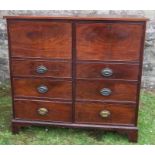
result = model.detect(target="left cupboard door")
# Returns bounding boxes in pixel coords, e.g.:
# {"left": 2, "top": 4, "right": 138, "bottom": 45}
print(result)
{"left": 8, "top": 20, "right": 72, "bottom": 59}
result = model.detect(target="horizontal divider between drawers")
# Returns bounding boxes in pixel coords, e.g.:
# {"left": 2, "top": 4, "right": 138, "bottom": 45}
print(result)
{"left": 76, "top": 78, "right": 139, "bottom": 82}
{"left": 12, "top": 76, "right": 72, "bottom": 81}
{"left": 13, "top": 97, "right": 137, "bottom": 105}
{"left": 76, "top": 60, "right": 140, "bottom": 64}
{"left": 11, "top": 57, "right": 140, "bottom": 64}
{"left": 14, "top": 96, "right": 72, "bottom": 102}
{"left": 11, "top": 56, "right": 72, "bottom": 62}
{"left": 75, "top": 99, "right": 137, "bottom": 104}
{"left": 12, "top": 76, "right": 72, "bottom": 80}
{"left": 12, "top": 76, "right": 138, "bottom": 82}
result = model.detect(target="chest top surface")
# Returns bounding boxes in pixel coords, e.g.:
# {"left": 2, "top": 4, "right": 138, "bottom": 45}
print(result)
{"left": 4, "top": 15, "right": 148, "bottom": 22}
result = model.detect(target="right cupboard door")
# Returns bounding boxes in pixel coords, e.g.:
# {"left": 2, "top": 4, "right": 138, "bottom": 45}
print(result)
{"left": 76, "top": 22, "right": 143, "bottom": 61}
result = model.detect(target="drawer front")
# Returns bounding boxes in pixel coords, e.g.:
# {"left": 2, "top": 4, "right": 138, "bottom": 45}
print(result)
{"left": 76, "top": 23, "right": 143, "bottom": 61}
{"left": 12, "top": 59, "right": 71, "bottom": 78}
{"left": 9, "top": 20, "right": 71, "bottom": 59}
{"left": 75, "top": 102, "right": 136, "bottom": 125}
{"left": 77, "top": 62, "right": 139, "bottom": 80}
{"left": 14, "top": 99, "right": 72, "bottom": 122}
{"left": 13, "top": 78, "right": 72, "bottom": 100}
{"left": 76, "top": 80, "right": 137, "bottom": 101}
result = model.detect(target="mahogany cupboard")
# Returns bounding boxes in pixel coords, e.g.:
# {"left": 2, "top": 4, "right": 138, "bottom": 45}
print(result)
{"left": 4, "top": 16, "right": 147, "bottom": 142}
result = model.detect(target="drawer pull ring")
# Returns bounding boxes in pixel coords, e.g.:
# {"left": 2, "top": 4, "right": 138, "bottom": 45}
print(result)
{"left": 100, "top": 88, "right": 112, "bottom": 96}
{"left": 100, "top": 110, "right": 111, "bottom": 118}
{"left": 37, "top": 85, "right": 48, "bottom": 94}
{"left": 38, "top": 108, "right": 48, "bottom": 116}
{"left": 101, "top": 68, "right": 113, "bottom": 77}
{"left": 36, "top": 65, "right": 48, "bottom": 74}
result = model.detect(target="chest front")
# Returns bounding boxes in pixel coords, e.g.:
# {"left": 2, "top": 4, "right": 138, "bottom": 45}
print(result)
{"left": 5, "top": 16, "right": 147, "bottom": 142}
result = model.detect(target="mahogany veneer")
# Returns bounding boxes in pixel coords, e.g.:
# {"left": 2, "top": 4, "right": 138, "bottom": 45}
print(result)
{"left": 12, "top": 59, "right": 71, "bottom": 78}
{"left": 4, "top": 16, "right": 147, "bottom": 142}
{"left": 14, "top": 99, "right": 72, "bottom": 122}
{"left": 75, "top": 102, "right": 136, "bottom": 125}
{"left": 76, "top": 62, "right": 139, "bottom": 80}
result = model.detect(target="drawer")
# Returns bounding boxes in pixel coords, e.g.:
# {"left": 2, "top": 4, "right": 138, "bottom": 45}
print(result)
{"left": 14, "top": 99, "right": 72, "bottom": 122}
{"left": 75, "top": 102, "right": 136, "bottom": 125}
{"left": 77, "top": 62, "right": 139, "bottom": 80}
{"left": 9, "top": 20, "right": 71, "bottom": 59}
{"left": 76, "top": 80, "right": 137, "bottom": 101}
{"left": 76, "top": 23, "right": 143, "bottom": 61}
{"left": 12, "top": 59, "right": 71, "bottom": 78}
{"left": 13, "top": 78, "right": 72, "bottom": 100}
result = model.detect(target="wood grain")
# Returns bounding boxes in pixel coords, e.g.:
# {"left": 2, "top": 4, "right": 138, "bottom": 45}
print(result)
{"left": 14, "top": 99, "right": 72, "bottom": 122}
{"left": 75, "top": 102, "right": 136, "bottom": 125}
{"left": 76, "top": 62, "right": 139, "bottom": 80}
{"left": 76, "top": 23, "right": 143, "bottom": 61}
{"left": 9, "top": 20, "right": 72, "bottom": 59}
{"left": 12, "top": 59, "right": 71, "bottom": 78}
{"left": 13, "top": 78, "right": 72, "bottom": 100}
{"left": 76, "top": 80, "right": 137, "bottom": 101}
{"left": 6, "top": 17, "right": 147, "bottom": 142}
{"left": 4, "top": 16, "right": 148, "bottom": 22}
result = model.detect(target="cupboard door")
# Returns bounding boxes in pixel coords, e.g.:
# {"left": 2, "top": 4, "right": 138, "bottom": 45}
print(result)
{"left": 9, "top": 20, "right": 72, "bottom": 59}
{"left": 76, "top": 22, "right": 143, "bottom": 61}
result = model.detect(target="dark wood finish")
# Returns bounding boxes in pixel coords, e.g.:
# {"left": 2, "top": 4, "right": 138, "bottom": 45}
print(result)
{"left": 14, "top": 99, "right": 72, "bottom": 122}
{"left": 127, "top": 130, "right": 138, "bottom": 142}
{"left": 4, "top": 15, "right": 148, "bottom": 21}
{"left": 13, "top": 78, "right": 72, "bottom": 100}
{"left": 135, "top": 22, "right": 147, "bottom": 127}
{"left": 75, "top": 102, "right": 136, "bottom": 125}
{"left": 77, "top": 62, "right": 139, "bottom": 80}
{"left": 71, "top": 22, "right": 76, "bottom": 122}
{"left": 76, "top": 23, "right": 143, "bottom": 61}
{"left": 8, "top": 20, "right": 72, "bottom": 59}
{"left": 12, "top": 121, "right": 30, "bottom": 134}
{"left": 12, "top": 59, "right": 71, "bottom": 78}
{"left": 76, "top": 80, "right": 137, "bottom": 101}
{"left": 12, "top": 119, "right": 138, "bottom": 142}
{"left": 6, "top": 16, "right": 147, "bottom": 142}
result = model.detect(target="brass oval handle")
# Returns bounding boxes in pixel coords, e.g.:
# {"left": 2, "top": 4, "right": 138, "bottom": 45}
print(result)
{"left": 36, "top": 65, "right": 48, "bottom": 74}
{"left": 100, "top": 110, "right": 111, "bottom": 118}
{"left": 101, "top": 68, "right": 113, "bottom": 77}
{"left": 100, "top": 88, "right": 112, "bottom": 96}
{"left": 37, "top": 108, "right": 48, "bottom": 116}
{"left": 37, "top": 85, "right": 48, "bottom": 94}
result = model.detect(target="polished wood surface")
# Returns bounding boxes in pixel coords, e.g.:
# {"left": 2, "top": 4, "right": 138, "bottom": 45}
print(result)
{"left": 9, "top": 20, "right": 72, "bottom": 59}
{"left": 13, "top": 78, "right": 72, "bottom": 100}
{"left": 76, "top": 23, "right": 143, "bottom": 61}
{"left": 12, "top": 59, "right": 71, "bottom": 78}
{"left": 14, "top": 99, "right": 72, "bottom": 122}
{"left": 75, "top": 102, "right": 136, "bottom": 125}
{"left": 76, "top": 80, "right": 137, "bottom": 101}
{"left": 4, "top": 15, "right": 148, "bottom": 21}
{"left": 6, "top": 16, "right": 146, "bottom": 142}
{"left": 76, "top": 62, "right": 139, "bottom": 80}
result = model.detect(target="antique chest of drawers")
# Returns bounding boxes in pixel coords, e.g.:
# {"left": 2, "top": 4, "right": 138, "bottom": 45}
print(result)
{"left": 5, "top": 16, "right": 147, "bottom": 142}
